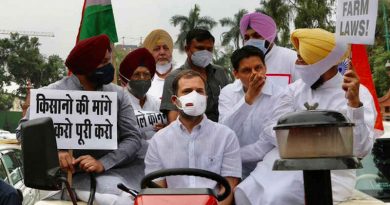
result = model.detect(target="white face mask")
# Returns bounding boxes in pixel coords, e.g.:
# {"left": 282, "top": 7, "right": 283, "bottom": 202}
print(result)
{"left": 244, "top": 39, "right": 268, "bottom": 54}
{"left": 156, "top": 62, "right": 172, "bottom": 75}
{"left": 191, "top": 50, "right": 213, "bottom": 68}
{"left": 295, "top": 42, "right": 349, "bottom": 86}
{"left": 175, "top": 90, "right": 207, "bottom": 117}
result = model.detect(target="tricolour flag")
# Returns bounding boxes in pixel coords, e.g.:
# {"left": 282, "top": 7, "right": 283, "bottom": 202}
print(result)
{"left": 351, "top": 44, "right": 384, "bottom": 136}
{"left": 77, "top": 0, "right": 118, "bottom": 43}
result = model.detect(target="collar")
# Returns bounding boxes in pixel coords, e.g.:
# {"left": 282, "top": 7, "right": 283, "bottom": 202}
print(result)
{"left": 232, "top": 80, "right": 244, "bottom": 92}
{"left": 152, "top": 73, "right": 164, "bottom": 81}
{"left": 175, "top": 114, "right": 208, "bottom": 133}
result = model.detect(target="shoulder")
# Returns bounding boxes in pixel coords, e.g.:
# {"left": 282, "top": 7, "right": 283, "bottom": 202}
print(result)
{"left": 167, "top": 66, "right": 186, "bottom": 79}
{"left": 211, "top": 64, "right": 229, "bottom": 76}
{"left": 150, "top": 123, "right": 176, "bottom": 143}
{"left": 210, "top": 64, "right": 226, "bottom": 71}
{"left": 146, "top": 94, "right": 161, "bottom": 110}
{"left": 44, "top": 77, "right": 71, "bottom": 89}
{"left": 102, "top": 83, "right": 124, "bottom": 92}
{"left": 103, "top": 83, "right": 127, "bottom": 97}
{"left": 288, "top": 79, "right": 306, "bottom": 91}
{"left": 271, "top": 46, "right": 297, "bottom": 61}
{"left": 273, "top": 45, "right": 296, "bottom": 55}
{"left": 220, "top": 80, "right": 239, "bottom": 94}
{"left": 102, "top": 84, "right": 132, "bottom": 106}
{"left": 163, "top": 67, "right": 186, "bottom": 87}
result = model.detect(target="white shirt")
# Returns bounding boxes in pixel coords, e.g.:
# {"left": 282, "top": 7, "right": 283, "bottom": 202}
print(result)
{"left": 265, "top": 45, "right": 298, "bottom": 87}
{"left": 145, "top": 116, "right": 242, "bottom": 189}
{"left": 147, "top": 74, "right": 165, "bottom": 100}
{"left": 235, "top": 73, "right": 377, "bottom": 205}
{"left": 218, "top": 79, "right": 283, "bottom": 178}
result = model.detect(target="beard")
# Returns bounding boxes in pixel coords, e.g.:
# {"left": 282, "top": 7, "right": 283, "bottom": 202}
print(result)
{"left": 179, "top": 110, "right": 203, "bottom": 121}
{"left": 310, "top": 76, "right": 325, "bottom": 90}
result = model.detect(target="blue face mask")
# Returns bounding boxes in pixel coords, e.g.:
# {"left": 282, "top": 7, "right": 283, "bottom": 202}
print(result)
{"left": 88, "top": 63, "right": 114, "bottom": 86}
{"left": 244, "top": 39, "right": 268, "bottom": 55}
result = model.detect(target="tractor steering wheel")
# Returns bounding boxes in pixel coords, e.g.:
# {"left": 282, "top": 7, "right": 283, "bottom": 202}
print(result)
{"left": 140, "top": 168, "right": 231, "bottom": 202}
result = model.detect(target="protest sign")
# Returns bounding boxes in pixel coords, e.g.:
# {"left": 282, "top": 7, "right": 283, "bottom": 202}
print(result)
{"left": 30, "top": 89, "right": 118, "bottom": 150}
{"left": 336, "top": 0, "right": 378, "bottom": 44}
{"left": 134, "top": 110, "right": 167, "bottom": 133}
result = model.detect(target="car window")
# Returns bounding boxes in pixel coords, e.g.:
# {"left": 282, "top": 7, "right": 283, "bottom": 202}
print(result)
{"left": 13, "top": 150, "right": 24, "bottom": 176}
{"left": 356, "top": 153, "right": 390, "bottom": 201}
{"left": 0, "top": 159, "right": 9, "bottom": 183}
{"left": 1, "top": 151, "right": 23, "bottom": 185}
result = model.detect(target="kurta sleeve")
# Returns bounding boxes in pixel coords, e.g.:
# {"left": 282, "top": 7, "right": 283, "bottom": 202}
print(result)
{"left": 99, "top": 89, "right": 142, "bottom": 170}
{"left": 220, "top": 130, "right": 242, "bottom": 178}
{"left": 144, "top": 137, "right": 164, "bottom": 175}
{"left": 346, "top": 85, "right": 377, "bottom": 158}
{"left": 240, "top": 86, "right": 294, "bottom": 162}
{"left": 218, "top": 87, "right": 254, "bottom": 133}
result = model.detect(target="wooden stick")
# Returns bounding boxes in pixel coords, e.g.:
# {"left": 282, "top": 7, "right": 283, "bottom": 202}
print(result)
{"left": 67, "top": 150, "right": 73, "bottom": 186}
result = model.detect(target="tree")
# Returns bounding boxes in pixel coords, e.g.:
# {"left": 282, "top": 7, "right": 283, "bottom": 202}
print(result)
{"left": 369, "top": 0, "right": 390, "bottom": 52}
{"left": 220, "top": 9, "right": 248, "bottom": 49}
{"left": 370, "top": 46, "right": 390, "bottom": 97}
{"left": 0, "top": 33, "right": 67, "bottom": 97}
{"left": 0, "top": 92, "right": 14, "bottom": 111}
{"left": 170, "top": 4, "right": 217, "bottom": 52}
{"left": 292, "top": 0, "right": 336, "bottom": 31}
{"left": 213, "top": 45, "right": 235, "bottom": 82}
{"left": 113, "top": 45, "right": 131, "bottom": 85}
{"left": 256, "top": 0, "right": 292, "bottom": 47}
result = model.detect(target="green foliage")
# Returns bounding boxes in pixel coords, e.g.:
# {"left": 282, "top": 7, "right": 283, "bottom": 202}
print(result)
{"left": 0, "top": 91, "right": 14, "bottom": 111}
{"left": 292, "top": 0, "right": 336, "bottom": 31}
{"left": 213, "top": 45, "right": 235, "bottom": 82}
{"left": 0, "top": 33, "right": 67, "bottom": 98}
{"left": 370, "top": 46, "right": 390, "bottom": 97}
{"left": 170, "top": 4, "right": 217, "bottom": 52}
{"left": 113, "top": 46, "right": 130, "bottom": 85}
{"left": 220, "top": 9, "right": 248, "bottom": 49}
{"left": 256, "top": 0, "right": 292, "bottom": 47}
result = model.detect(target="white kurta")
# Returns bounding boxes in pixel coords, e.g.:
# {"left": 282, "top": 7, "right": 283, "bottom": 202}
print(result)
{"left": 147, "top": 74, "right": 165, "bottom": 100}
{"left": 128, "top": 91, "right": 161, "bottom": 158}
{"left": 218, "top": 80, "right": 283, "bottom": 178}
{"left": 235, "top": 73, "right": 377, "bottom": 205}
{"left": 265, "top": 45, "right": 298, "bottom": 86}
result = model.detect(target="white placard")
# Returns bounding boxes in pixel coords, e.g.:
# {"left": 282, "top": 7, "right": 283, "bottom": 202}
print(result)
{"left": 134, "top": 110, "right": 167, "bottom": 133}
{"left": 30, "top": 89, "right": 118, "bottom": 150}
{"left": 336, "top": 0, "right": 378, "bottom": 45}
{"left": 266, "top": 74, "right": 292, "bottom": 87}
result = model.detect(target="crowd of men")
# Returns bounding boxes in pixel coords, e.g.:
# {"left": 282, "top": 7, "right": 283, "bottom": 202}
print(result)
{"left": 15, "top": 11, "right": 377, "bottom": 205}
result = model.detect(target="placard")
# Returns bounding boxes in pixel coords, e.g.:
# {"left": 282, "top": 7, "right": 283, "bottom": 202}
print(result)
{"left": 336, "top": 0, "right": 378, "bottom": 44}
{"left": 30, "top": 89, "right": 118, "bottom": 150}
